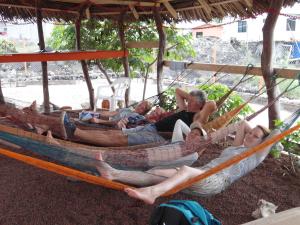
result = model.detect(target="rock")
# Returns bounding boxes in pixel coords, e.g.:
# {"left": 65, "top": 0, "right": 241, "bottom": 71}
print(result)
{"left": 252, "top": 199, "right": 278, "bottom": 219}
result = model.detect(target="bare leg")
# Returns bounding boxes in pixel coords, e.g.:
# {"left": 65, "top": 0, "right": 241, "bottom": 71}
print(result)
{"left": 74, "top": 128, "right": 128, "bottom": 147}
{"left": 46, "top": 131, "right": 61, "bottom": 146}
{"left": 95, "top": 154, "right": 177, "bottom": 186}
{"left": 124, "top": 166, "right": 205, "bottom": 204}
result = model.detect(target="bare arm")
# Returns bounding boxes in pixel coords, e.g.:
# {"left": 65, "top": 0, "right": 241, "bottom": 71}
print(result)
{"left": 193, "top": 100, "right": 217, "bottom": 124}
{"left": 98, "top": 110, "right": 119, "bottom": 119}
{"left": 232, "top": 120, "right": 252, "bottom": 146}
{"left": 90, "top": 117, "right": 117, "bottom": 126}
{"left": 175, "top": 88, "right": 190, "bottom": 111}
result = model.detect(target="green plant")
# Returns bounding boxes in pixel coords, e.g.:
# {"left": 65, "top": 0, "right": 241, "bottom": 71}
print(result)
{"left": 0, "top": 40, "right": 17, "bottom": 53}
{"left": 274, "top": 119, "right": 300, "bottom": 156}
{"left": 198, "top": 83, "right": 254, "bottom": 122}
{"left": 160, "top": 83, "right": 254, "bottom": 120}
{"left": 160, "top": 88, "right": 176, "bottom": 111}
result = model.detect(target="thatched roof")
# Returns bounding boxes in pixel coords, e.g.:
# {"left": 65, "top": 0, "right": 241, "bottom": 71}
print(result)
{"left": 0, "top": 0, "right": 297, "bottom": 23}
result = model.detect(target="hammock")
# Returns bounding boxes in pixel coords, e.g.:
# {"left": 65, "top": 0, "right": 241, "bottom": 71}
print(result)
{"left": 163, "top": 124, "right": 300, "bottom": 196}
{"left": 0, "top": 114, "right": 299, "bottom": 195}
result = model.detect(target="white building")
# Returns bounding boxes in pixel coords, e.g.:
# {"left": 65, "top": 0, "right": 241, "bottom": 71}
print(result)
{"left": 192, "top": 3, "right": 300, "bottom": 42}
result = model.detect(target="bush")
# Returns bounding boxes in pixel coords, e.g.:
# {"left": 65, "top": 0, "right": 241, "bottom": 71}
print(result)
{"left": 160, "top": 83, "right": 254, "bottom": 121}
{"left": 198, "top": 83, "right": 253, "bottom": 122}
{"left": 160, "top": 88, "right": 177, "bottom": 111}
{"left": 274, "top": 119, "right": 300, "bottom": 156}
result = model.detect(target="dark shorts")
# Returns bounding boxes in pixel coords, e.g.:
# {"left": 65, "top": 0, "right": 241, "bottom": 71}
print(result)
{"left": 122, "top": 124, "right": 165, "bottom": 145}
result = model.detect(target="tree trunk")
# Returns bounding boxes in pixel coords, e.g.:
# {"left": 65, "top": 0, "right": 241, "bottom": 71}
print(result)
{"left": 75, "top": 19, "right": 94, "bottom": 110}
{"left": 118, "top": 12, "right": 130, "bottom": 107}
{"left": 96, "top": 60, "right": 115, "bottom": 93}
{"left": 36, "top": 7, "right": 50, "bottom": 114}
{"left": 153, "top": 7, "right": 166, "bottom": 106}
{"left": 261, "top": 0, "right": 284, "bottom": 129}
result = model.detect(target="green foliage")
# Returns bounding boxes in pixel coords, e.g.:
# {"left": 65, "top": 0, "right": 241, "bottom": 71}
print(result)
{"left": 198, "top": 83, "right": 254, "bottom": 121}
{"left": 47, "top": 20, "right": 195, "bottom": 77}
{"left": 274, "top": 119, "right": 300, "bottom": 156}
{"left": 0, "top": 40, "right": 17, "bottom": 53}
{"left": 161, "top": 88, "right": 176, "bottom": 111}
{"left": 164, "top": 26, "right": 196, "bottom": 61}
{"left": 159, "top": 83, "right": 253, "bottom": 120}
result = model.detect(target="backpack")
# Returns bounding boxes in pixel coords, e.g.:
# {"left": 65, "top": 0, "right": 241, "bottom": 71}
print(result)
{"left": 150, "top": 200, "right": 221, "bottom": 225}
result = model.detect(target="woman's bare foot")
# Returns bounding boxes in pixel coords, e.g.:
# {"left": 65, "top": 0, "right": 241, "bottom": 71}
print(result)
{"left": 124, "top": 187, "right": 156, "bottom": 204}
{"left": 95, "top": 152, "right": 103, "bottom": 161}
{"left": 46, "top": 131, "right": 61, "bottom": 146}
{"left": 96, "top": 160, "right": 121, "bottom": 180}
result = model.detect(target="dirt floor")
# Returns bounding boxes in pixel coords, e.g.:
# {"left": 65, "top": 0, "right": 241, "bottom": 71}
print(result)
{"left": 0, "top": 143, "right": 299, "bottom": 225}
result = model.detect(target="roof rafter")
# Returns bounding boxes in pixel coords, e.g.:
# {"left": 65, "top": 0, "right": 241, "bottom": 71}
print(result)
{"left": 162, "top": 0, "right": 178, "bottom": 19}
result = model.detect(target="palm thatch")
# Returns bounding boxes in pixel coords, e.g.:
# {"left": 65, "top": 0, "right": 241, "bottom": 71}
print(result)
{"left": 0, "top": 0, "right": 297, "bottom": 23}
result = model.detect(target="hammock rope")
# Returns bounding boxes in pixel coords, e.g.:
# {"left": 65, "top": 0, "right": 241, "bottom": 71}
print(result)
{"left": 0, "top": 147, "right": 129, "bottom": 190}
{"left": 246, "top": 78, "right": 300, "bottom": 121}
{"left": 198, "top": 64, "right": 227, "bottom": 89}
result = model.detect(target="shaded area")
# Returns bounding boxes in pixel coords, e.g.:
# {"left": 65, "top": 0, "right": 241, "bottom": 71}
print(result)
{"left": 0, "top": 144, "right": 299, "bottom": 225}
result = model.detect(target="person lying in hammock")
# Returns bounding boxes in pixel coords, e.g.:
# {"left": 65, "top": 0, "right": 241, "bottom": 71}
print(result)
{"left": 95, "top": 120, "right": 271, "bottom": 204}
{"left": 60, "top": 88, "right": 217, "bottom": 146}
{"left": 85, "top": 100, "right": 152, "bottom": 127}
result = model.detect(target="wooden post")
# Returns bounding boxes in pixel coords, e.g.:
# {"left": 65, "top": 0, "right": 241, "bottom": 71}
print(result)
{"left": 261, "top": 0, "right": 284, "bottom": 129}
{"left": 153, "top": 7, "right": 166, "bottom": 105}
{"left": 118, "top": 11, "right": 130, "bottom": 107}
{"left": 0, "top": 80, "right": 4, "bottom": 104}
{"left": 75, "top": 19, "right": 94, "bottom": 110}
{"left": 36, "top": 7, "right": 50, "bottom": 114}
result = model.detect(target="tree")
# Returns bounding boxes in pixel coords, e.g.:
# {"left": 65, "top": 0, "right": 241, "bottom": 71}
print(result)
{"left": 0, "top": 40, "right": 17, "bottom": 53}
{"left": 47, "top": 20, "right": 195, "bottom": 97}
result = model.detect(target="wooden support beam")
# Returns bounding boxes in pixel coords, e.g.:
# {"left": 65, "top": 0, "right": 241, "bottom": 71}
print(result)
{"left": 0, "top": 51, "right": 128, "bottom": 63}
{"left": 0, "top": 3, "right": 79, "bottom": 15}
{"left": 85, "top": 7, "right": 91, "bottom": 19}
{"left": 215, "top": 5, "right": 226, "bottom": 17}
{"left": 118, "top": 11, "right": 130, "bottom": 107}
{"left": 126, "top": 41, "right": 159, "bottom": 49}
{"left": 153, "top": 7, "right": 166, "bottom": 103}
{"left": 91, "top": 0, "right": 242, "bottom": 17}
{"left": 164, "top": 61, "right": 300, "bottom": 79}
{"left": 162, "top": 1, "right": 178, "bottom": 19}
{"left": 244, "top": 0, "right": 253, "bottom": 8}
{"left": 129, "top": 4, "right": 139, "bottom": 20}
{"left": 261, "top": 0, "right": 284, "bottom": 129}
{"left": 197, "top": 0, "right": 212, "bottom": 19}
{"left": 51, "top": 0, "right": 160, "bottom": 7}
{"left": 36, "top": 5, "right": 50, "bottom": 114}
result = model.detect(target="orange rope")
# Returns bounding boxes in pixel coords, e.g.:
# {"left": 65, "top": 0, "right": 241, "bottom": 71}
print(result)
{"left": 204, "top": 102, "right": 247, "bottom": 132}
{"left": 0, "top": 50, "right": 129, "bottom": 63}
{"left": 0, "top": 147, "right": 129, "bottom": 190}
{"left": 162, "top": 124, "right": 300, "bottom": 196}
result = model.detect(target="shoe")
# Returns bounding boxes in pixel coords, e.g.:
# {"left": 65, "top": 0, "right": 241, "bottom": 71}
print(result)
{"left": 60, "top": 111, "right": 76, "bottom": 140}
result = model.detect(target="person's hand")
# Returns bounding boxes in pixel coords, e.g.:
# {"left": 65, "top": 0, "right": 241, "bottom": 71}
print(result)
{"left": 90, "top": 117, "right": 100, "bottom": 124}
{"left": 117, "top": 118, "right": 128, "bottom": 129}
